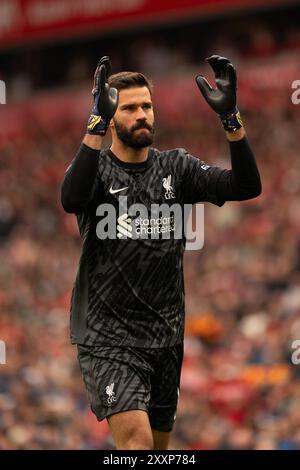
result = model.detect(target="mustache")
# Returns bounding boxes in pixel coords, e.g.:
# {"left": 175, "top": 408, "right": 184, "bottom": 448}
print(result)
{"left": 131, "top": 122, "right": 153, "bottom": 132}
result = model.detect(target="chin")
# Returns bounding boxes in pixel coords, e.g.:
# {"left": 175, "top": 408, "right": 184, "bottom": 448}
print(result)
{"left": 131, "top": 142, "right": 152, "bottom": 149}
{"left": 130, "top": 131, "right": 154, "bottom": 148}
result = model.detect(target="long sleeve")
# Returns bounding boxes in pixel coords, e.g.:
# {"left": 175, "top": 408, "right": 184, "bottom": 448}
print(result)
{"left": 61, "top": 143, "right": 100, "bottom": 214}
{"left": 182, "top": 136, "right": 262, "bottom": 206}
{"left": 215, "top": 137, "right": 262, "bottom": 204}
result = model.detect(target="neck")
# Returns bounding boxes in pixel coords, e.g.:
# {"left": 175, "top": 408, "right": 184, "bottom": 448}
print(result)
{"left": 110, "top": 140, "right": 149, "bottom": 163}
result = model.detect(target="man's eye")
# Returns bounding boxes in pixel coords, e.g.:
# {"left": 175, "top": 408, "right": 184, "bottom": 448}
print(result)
{"left": 122, "top": 106, "right": 135, "bottom": 111}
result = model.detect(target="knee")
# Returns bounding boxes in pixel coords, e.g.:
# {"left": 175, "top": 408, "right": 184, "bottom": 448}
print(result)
{"left": 120, "top": 429, "right": 153, "bottom": 450}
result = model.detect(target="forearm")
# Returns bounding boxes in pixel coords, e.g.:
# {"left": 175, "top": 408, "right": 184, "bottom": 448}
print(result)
{"left": 225, "top": 126, "right": 246, "bottom": 142}
{"left": 61, "top": 139, "right": 102, "bottom": 213}
{"left": 82, "top": 134, "right": 103, "bottom": 150}
{"left": 61, "top": 55, "right": 117, "bottom": 214}
{"left": 216, "top": 136, "right": 262, "bottom": 202}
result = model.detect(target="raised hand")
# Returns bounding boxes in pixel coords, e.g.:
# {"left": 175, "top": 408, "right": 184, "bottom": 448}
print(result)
{"left": 87, "top": 56, "right": 119, "bottom": 136}
{"left": 195, "top": 55, "right": 242, "bottom": 132}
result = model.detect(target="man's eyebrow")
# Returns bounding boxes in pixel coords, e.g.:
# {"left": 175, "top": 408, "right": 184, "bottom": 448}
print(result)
{"left": 120, "top": 101, "right": 152, "bottom": 109}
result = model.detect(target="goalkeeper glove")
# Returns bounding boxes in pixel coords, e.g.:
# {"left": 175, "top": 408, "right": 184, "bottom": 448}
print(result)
{"left": 87, "top": 56, "right": 119, "bottom": 136}
{"left": 195, "top": 55, "right": 242, "bottom": 132}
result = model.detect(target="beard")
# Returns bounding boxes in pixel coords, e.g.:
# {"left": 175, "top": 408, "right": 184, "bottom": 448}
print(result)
{"left": 113, "top": 118, "right": 155, "bottom": 149}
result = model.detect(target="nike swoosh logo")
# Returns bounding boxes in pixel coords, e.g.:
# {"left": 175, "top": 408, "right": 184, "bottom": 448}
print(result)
{"left": 109, "top": 186, "right": 128, "bottom": 194}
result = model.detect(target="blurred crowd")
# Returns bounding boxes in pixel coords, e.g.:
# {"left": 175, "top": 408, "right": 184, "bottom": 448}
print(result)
{"left": 1, "top": 5, "right": 300, "bottom": 450}
{"left": 0, "top": 4, "right": 300, "bottom": 102}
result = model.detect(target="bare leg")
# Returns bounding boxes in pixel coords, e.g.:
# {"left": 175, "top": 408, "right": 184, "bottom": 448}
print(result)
{"left": 152, "top": 429, "right": 171, "bottom": 450}
{"left": 108, "top": 410, "right": 154, "bottom": 450}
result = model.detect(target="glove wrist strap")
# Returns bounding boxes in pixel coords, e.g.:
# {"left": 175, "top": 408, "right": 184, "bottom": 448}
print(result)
{"left": 219, "top": 108, "right": 243, "bottom": 132}
{"left": 87, "top": 114, "right": 110, "bottom": 136}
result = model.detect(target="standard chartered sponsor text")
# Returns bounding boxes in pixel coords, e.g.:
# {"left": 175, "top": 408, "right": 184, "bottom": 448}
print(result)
{"left": 96, "top": 196, "right": 204, "bottom": 250}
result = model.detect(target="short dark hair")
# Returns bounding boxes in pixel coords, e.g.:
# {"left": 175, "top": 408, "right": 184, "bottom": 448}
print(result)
{"left": 108, "top": 72, "right": 153, "bottom": 96}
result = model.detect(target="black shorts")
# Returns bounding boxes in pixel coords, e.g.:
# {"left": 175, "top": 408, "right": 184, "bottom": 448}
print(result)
{"left": 77, "top": 343, "right": 183, "bottom": 432}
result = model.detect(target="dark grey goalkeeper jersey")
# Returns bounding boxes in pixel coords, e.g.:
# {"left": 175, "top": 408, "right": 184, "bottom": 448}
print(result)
{"left": 61, "top": 138, "right": 261, "bottom": 348}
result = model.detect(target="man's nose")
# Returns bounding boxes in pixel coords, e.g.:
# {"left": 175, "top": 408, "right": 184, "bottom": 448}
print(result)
{"left": 136, "top": 107, "right": 147, "bottom": 120}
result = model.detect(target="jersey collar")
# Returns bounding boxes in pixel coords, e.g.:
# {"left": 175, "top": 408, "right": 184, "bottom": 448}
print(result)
{"left": 107, "top": 148, "right": 154, "bottom": 171}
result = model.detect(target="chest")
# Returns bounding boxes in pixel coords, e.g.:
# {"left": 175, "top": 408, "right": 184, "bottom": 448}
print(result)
{"left": 98, "top": 167, "right": 183, "bottom": 207}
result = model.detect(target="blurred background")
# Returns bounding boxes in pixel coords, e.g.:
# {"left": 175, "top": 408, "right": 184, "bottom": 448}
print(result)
{"left": 1, "top": 0, "right": 300, "bottom": 450}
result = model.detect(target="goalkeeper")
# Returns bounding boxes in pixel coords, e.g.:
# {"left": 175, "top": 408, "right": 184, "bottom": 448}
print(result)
{"left": 61, "top": 55, "right": 261, "bottom": 450}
